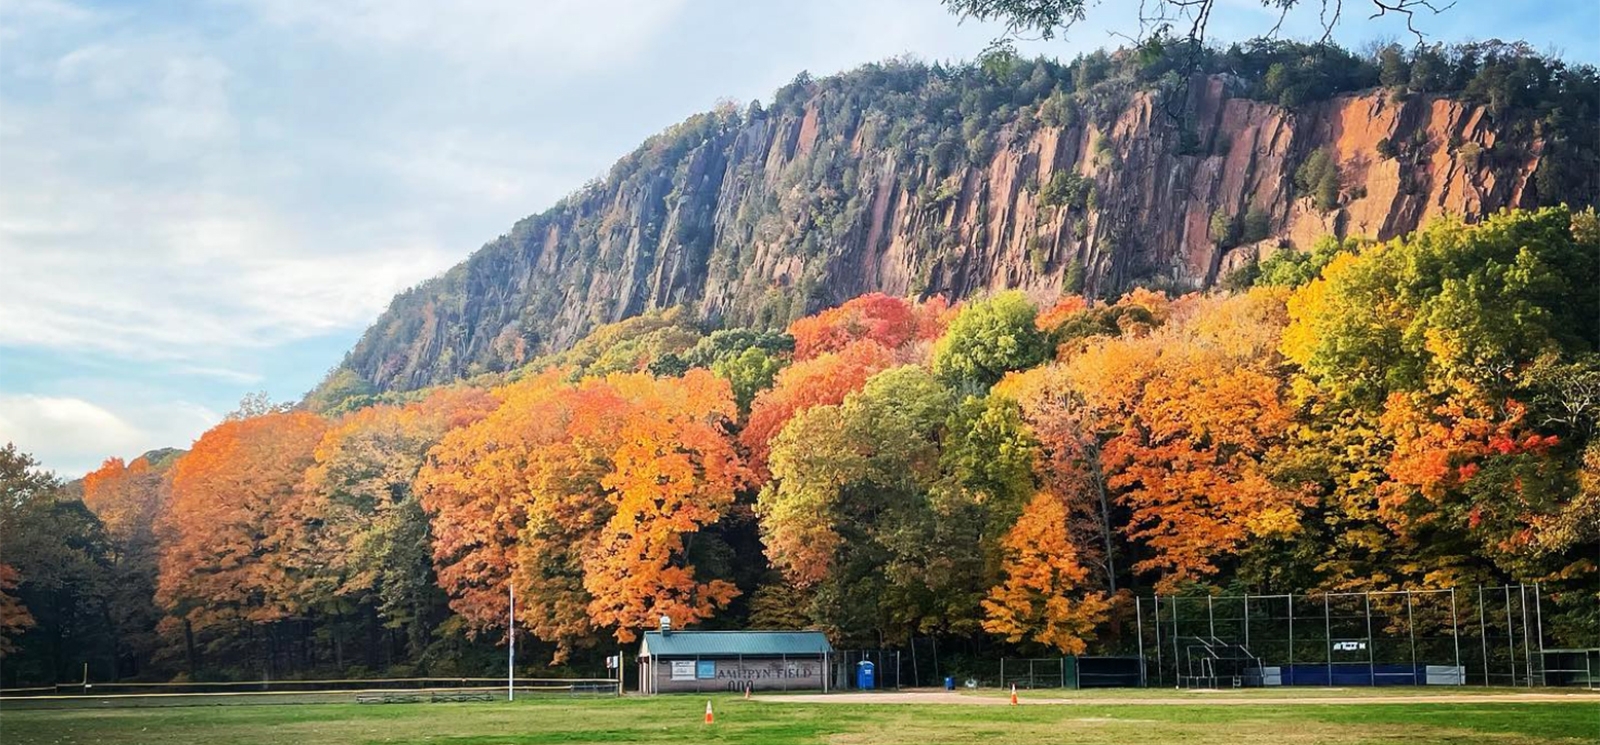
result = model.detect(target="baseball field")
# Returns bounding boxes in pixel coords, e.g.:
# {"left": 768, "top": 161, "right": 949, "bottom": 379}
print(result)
{"left": 2, "top": 687, "right": 1595, "bottom": 744}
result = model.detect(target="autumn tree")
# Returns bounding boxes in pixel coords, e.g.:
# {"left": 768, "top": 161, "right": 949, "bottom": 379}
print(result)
{"left": 295, "top": 387, "right": 498, "bottom": 661}
{"left": 759, "top": 366, "right": 1006, "bottom": 642}
{"left": 156, "top": 411, "right": 328, "bottom": 672}
{"left": 419, "top": 370, "right": 747, "bottom": 660}
{"left": 999, "top": 365, "right": 1120, "bottom": 591}
{"left": 1281, "top": 208, "right": 1599, "bottom": 607}
{"left": 788, "top": 293, "right": 950, "bottom": 360}
{"left": 580, "top": 372, "right": 746, "bottom": 640}
{"left": 0, "top": 444, "right": 49, "bottom": 659}
{"left": 741, "top": 340, "right": 897, "bottom": 476}
{"left": 0, "top": 564, "right": 32, "bottom": 657}
{"left": 1075, "top": 290, "right": 1305, "bottom": 591}
{"left": 83, "top": 451, "right": 177, "bottom": 677}
{"left": 981, "top": 491, "right": 1110, "bottom": 654}
{"left": 537, "top": 306, "right": 702, "bottom": 379}
{"left": 419, "top": 371, "right": 584, "bottom": 652}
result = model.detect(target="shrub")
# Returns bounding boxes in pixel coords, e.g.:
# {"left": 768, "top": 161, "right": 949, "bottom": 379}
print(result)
{"left": 1296, "top": 147, "right": 1340, "bottom": 212}
{"left": 1209, "top": 207, "right": 1239, "bottom": 246}
{"left": 1240, "top": 207, "right": 1272, "bottom": 244}
{"left": 1038, "top": 171, "right": 1093, "bottom": 209}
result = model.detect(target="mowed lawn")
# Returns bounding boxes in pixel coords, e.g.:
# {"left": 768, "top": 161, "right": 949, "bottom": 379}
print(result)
{"left": 2, "top": 693, "right": 1596, "bottom": 745}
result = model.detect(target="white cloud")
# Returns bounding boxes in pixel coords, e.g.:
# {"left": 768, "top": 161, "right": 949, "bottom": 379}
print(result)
{"left": 0, "top": 393, "right": 216, "bottom": 477}
{"left": 0, "top": 0, "right": 97, "bottom": 42}
{"left": 0, "top": 182, "right": 457, "bottom": 358}
{"left": 240, "top": 0, "right": 687, "bottom": 73}
{"left": 0, "top": 29, "right": 461, "bottom": 361}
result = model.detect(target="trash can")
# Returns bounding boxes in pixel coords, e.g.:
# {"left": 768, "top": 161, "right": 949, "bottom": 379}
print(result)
{"left": 855, "top": 661, "right": 876, "bottom": 690}
{"left": 943, "top": 676, "right": 954, "bottom": 690}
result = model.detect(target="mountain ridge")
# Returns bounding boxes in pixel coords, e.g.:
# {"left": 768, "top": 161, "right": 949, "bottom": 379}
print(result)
{"left": 326, "top": 44, "right": 1596, "bottom": 396}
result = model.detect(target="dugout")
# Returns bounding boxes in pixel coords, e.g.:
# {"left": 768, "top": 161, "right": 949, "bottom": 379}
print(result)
{"left": 637, "top": 630, "right": 834, "bottom": 694}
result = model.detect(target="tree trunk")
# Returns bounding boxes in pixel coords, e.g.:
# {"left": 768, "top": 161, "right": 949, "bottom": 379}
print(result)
{"left": 183, "top": 618, "right": 198, "bottom": 678}
{"left": 1087, "top": 443, "right": 1118, "bottom": 594}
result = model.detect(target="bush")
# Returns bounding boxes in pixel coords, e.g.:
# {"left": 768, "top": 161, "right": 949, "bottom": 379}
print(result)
{"left": 1062, "top": 258, "right": 1086, "bottom": 294}
{"left": 1296, "top": 147, "right": 1340, "bottom": 212}
{"left": 1240, "top": 207, "right": 1272, "bottom": 244}
{"left": 1028, "top": 236, "right": 1049, "bottom": 274}
{"left": 1376, "top": 137, "right": 1398, "bottom": 159}
{"left": 1038, "top": 171, "right": 1093, "bottom": 209}
{"left": 1209, "top": 207, "right": 1239, "bottom": 246}
{"left": 1221, "top": 260, "right": 1261, "bottom": 291}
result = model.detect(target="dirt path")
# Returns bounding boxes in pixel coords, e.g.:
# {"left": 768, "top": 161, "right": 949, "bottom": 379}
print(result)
{"left": 757, "top": 690, "right": 1599, "bottom": 706}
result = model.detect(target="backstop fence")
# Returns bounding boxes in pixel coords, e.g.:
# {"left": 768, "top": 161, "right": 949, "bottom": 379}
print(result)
{"left": 1129, "top": 583, "right": 1595, "bottom": 688}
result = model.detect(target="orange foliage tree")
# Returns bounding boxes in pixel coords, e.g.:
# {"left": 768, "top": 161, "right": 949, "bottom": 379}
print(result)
{"left": 1034, "top": 294, "right": 1090, "bottom": 332}
{"left": 418, "top": 369, "right": 746, "bottom": 660}
{"left": 156, "top": 412, "right": 328, "bottom": 647}
{"left": 83, "top": 456, "right": 164, "bottom": 543}
{"left": 1071, "top": 290, "right": 1306, "bottom": 591}
{"left": 83, "top": 454, "right": 171, "bottom": 673}
{"left": 998, "top": 366, "right": 1118, "bottom": 591}
{"left": 740, "top": 340, "right": 896, "bottom": 477}
{"left": 294, "top": 387, "right": 498, "bottom": 655}
{"left": 981, "top": 491, "right": 1110, "bottom": 654}
{"left": 787, "top": 293, "right": 950, "bottom": 361}
{"left": 0, "top": 564, "right": 32, "bottom": 656}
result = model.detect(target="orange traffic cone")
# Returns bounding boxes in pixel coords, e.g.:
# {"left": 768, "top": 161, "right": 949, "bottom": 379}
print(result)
{"left": 705, "top": 700, "right": 715, "bottom": 724}
{"left": 1010, "top": 683, "right": 1018, "bottom": 706}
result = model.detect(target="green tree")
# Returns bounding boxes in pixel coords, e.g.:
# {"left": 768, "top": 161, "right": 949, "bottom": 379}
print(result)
{"left": 712, "top": 347, "right": 786, "bottom": 414}
{"left": 932, "top": 291, "right": 1051, "bottom": 391}
{"left": 759, "top": 367, "right": 989, "bottom": 642}
{"left": 1209, "top": 207, "right": 1238, "bottom": 246}
{"left": 1240, "top": 206, "right": 1272, "bottom": 244}
{"left": 0, "top": 445, "right": 115, "bottom": 685}
{"left": 1295, "top": 147, "right": 1340, "bottom": 212}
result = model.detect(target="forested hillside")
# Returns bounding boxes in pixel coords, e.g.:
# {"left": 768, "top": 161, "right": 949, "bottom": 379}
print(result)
{"left": 3, "top": 207, "right": 1595, "bottom": 685}
{"left": 327, "top": 39, "right": 1597, "bottom": 395}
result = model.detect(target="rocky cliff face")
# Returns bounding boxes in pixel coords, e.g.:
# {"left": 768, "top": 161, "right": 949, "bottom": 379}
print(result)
{"left": 340, "top": 71, "right": 1548, "bottom": 394}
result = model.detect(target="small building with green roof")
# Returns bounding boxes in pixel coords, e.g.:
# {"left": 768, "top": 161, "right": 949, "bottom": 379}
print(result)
{"left": 636, "top": 629, "right": 835, "bottom": 694}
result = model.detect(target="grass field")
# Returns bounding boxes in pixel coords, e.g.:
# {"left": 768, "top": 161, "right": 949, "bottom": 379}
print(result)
{"left": 2, "top": 690, "right": 1596, "bottom": 745}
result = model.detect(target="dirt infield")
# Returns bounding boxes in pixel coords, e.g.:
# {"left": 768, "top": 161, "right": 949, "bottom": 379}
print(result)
{"left": 757, "top": 690, "right": 1599, "bottom": 706}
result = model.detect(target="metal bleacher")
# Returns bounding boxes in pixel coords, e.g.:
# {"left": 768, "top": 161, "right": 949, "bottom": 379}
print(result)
{"left": 1177, "top": 636, "right": 1265, "bottom": 689}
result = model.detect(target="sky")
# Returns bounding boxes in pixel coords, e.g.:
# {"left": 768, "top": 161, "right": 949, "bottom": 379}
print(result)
{"left": 2, "top": 0, "right": 1596, "bottom": 478}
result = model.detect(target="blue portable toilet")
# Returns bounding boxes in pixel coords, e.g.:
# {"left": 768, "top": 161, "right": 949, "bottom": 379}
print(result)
{"left": 856, "top": 660, "right": 876, "bottom": 690}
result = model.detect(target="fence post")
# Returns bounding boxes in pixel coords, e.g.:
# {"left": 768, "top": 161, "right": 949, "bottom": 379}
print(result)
{"left": 1323, "top": 593, "right": 1332, "bottom": 688}
{"left": 1406, "top": 590, "right": 1417, "bottom": 685}
{"left": 1364, "top": 592, "right": 1375, "bottom": 687}
{"left": 1288, "top": 594, "right": 1295, "bottom": 684}
{"left": 1519, "top": 584, "right": 1533, "bottom": 688}
{"left": 1000, "top": 658, "right": 1005, "bottom": 690}
{"left": 1243, "top": 593, "right": 1250, "bottom": 650}
{"left": 1449, "top": 588, "right": 1462, "bottom": 686}
{"left": 1136, "top": 597, "right": 1147, "bottom": 687}
{"left": 1477, "top": 586, "right": 1489, "bottom": 686}
{"left": 1153, "top": 594, "right": 1163, "bottom": 687}
{"left": 1172, "top": 595, "right": 1180, "bottom": 687}
{"left": 1504, "top": 586, "right": 1516, "bottom": 686}
{"left": 1207, "top": 595, "right": 1216, "bottom": 639}
{"left": 1533, "top": 582, "right": 1546, "bottom": 687}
